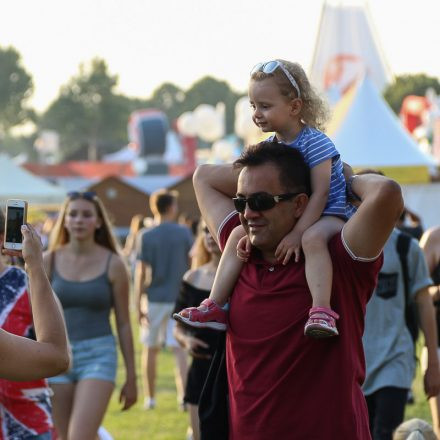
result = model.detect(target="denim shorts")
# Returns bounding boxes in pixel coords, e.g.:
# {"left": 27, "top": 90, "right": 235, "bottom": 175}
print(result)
{"left": 49, "top": 334, "right": 117, "bottom": 385}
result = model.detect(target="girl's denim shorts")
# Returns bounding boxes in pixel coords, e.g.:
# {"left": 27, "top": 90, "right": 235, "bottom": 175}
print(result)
{"left": 49, "top": 334, "right": 117, "bottom": 384}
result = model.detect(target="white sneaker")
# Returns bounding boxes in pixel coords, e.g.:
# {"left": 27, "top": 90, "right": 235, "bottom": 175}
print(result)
{"left": 98, "top": 426, "right": 113, "bottom": 440}
{"left": 143, "top": 397, "right": 156, "bottom": 410}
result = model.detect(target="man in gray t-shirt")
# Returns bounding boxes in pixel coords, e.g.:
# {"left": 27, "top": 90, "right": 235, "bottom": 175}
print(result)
{"left": 134, "top": 189, "right": 193, "bottom": 410}
{"left": 363, "top": 228, "right": 440, "bottom": 440}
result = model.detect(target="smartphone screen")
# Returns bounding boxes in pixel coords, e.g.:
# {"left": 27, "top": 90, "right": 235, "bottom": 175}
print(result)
{"left": 6, "top": 207, "right": 25, "bottom": 244}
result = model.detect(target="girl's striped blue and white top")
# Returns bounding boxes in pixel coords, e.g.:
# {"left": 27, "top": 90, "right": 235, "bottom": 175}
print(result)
{"left": 272, "top": 126, "right": 355, "bottom": 219}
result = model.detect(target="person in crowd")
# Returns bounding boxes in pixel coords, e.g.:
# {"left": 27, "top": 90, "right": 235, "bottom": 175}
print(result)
{"left": 397, "top": 207, "right": 424, "bottom": 240}
{"left": 393, "top": 418, "right": 438, "bottom": 440}
{"left": 178, "top": 212, "right": 199, "bottom": 237}
{"left": 45, "top": 191, "right": 137, "bottom": 440}
{"left": 0, "top": 212, "right": 56, "bottom": 439}
{"left": 361, "top": 202, "right": 439, "bottom": 438}
{"left": 175, "top": 59, "right": 354, "bottom": 338}
{"left": 174, "top": 222, "right": 221, "bottom": 440}
{"left": 420, "top": 226, "right": 440, "bottom": 438}
{"left": 135, "top": 189, "right": 193, "bottom": 410}
{"left": 122, "top": 214, "right": 145, "bottom": 275}
{"left": 191, "top": 141, "right": 403, "bottom": 439}
{"left": 0, "top": 216, "right": 69, "bottom": 381}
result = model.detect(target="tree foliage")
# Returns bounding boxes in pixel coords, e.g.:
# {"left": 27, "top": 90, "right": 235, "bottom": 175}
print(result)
{"left": 183, "top": 76, "right": 242, "bottom": 133}
{"left": 32, "top": 55, "right": 244, "bottom": 159}
{"left": 146, "top": 76, "right": 242, "bottom": 133}
{"left": 0, "top": 46, "right": 33, "bottom": 135}
{"left": 40, "top": 58, "right": 136, "bottom": 159}
{"left": 383, "top": 73, "right": 440, "bottom": 114}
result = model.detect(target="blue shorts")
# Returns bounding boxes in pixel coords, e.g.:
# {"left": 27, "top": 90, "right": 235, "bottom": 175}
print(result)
{"left": 49, "top": 335, "right": 117, "bottom": 385}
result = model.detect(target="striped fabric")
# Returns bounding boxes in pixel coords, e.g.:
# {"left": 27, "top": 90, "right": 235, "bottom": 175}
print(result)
{"left": 272, "top": 127, "right": 355, "bottom": 219}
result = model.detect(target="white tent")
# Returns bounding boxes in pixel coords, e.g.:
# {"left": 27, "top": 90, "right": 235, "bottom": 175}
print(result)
{"left": 327, "top": 76, "right": 437, "bottom": 183}
{"left": 0, "top": 154, "right": 66, "bottom": 206}
{"left": 310, "top": 1, "right": 391, "bottom": 101}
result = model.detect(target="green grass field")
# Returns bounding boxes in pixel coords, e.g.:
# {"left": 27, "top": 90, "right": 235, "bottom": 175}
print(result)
{"left": 101, "top": 320, "right": 433, "bottom": 439}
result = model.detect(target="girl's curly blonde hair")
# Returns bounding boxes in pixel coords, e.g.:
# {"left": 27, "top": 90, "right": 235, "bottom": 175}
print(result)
{"left": 250, "top": 59, "right": 330, "bottom": 131}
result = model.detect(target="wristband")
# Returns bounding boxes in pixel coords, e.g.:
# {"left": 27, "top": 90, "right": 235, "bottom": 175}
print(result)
{"left": 346, "top": 175, "right": 362, "bottom": 202}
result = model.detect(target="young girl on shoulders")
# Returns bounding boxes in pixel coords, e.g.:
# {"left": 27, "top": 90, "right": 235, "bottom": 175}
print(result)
{"left": 175, "top": 59, "right": 355, "bottom": 338}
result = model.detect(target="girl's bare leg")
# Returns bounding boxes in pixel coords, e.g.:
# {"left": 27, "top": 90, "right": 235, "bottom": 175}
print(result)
{"left": 302, "top": 216, "right": 345, "bottom": 309}
{"left": 209, "top": 225, "right": 246, "bottom": 306}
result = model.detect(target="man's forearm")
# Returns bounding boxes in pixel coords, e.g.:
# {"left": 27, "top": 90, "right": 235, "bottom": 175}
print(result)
{"left": 134, "top": 262, "right": 144, "bottom": 312}
{"left": 417, "top": 288, "right": 439, "bottom": 365}
{"left": 193, "top": 163, "right": 239, "bottom": 199}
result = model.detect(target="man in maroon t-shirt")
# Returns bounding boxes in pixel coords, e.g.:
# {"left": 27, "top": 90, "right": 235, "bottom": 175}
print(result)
{"left": 194, "top": 142, "right": 403, "bottom": 440}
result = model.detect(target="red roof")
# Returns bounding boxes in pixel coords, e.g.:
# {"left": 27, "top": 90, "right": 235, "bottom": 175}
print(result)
{"left": 23, "top": 161, "right": 135, "bottom": 178}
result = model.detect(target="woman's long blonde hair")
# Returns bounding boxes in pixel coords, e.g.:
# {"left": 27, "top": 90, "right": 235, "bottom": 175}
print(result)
{"left": 251, "top": 59, "right": 330, "bottom": 131}
{"left": 48, "top": 193, "right": 121, "bottom": 254}
{"left": 191, "top": 222, "right": 212, "bottom": 269}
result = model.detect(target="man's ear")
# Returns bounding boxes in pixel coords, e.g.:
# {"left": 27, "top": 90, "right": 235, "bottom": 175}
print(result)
{"left": 292, "top": 194, "right": 309, "bottom": 218}
{"left": 290, "top": 98, "right": 302, "bottom": 117}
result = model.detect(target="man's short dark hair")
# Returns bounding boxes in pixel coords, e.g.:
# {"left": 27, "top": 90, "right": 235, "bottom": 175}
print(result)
{"left": 150, "top": 189, "right": 178, "bottom": 215}
{"left": 234, "top": 140, "right": 311, "bottom": 195}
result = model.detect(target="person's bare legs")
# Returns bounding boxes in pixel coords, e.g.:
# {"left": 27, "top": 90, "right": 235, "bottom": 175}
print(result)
{"left": 188, "top": 403, "right": 200, "bottom": 440}
{"left": 142, "top": 346, "right": 159, "bottom": 404}
{"left": 50, "top": 383, "right": 75, "bottom": 440}
{"left": 428, "top": 395, "right": 440, "bottom": 438}
{"left": 302, "top": 216, "right": 345, "bottom": 309}
{"left": 172, "top": 345, "right": 188, "bottom": 406}
{"left": 67, "top": 379, "right": 114, "bottom": 440}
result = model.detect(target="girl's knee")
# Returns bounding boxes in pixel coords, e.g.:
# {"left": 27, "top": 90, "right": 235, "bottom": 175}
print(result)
{"left": 302, "top": 228, "right": 326, "bottom": 250}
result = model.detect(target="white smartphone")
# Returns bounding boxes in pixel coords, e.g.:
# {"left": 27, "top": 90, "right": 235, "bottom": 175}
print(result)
{"left": 4, "top": 199, "right": 28, "bottom": 250}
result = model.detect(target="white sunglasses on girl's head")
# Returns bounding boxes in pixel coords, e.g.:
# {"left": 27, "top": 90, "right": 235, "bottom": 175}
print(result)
{"left": 250, "top": 60, "right": 301, "bottom": 98}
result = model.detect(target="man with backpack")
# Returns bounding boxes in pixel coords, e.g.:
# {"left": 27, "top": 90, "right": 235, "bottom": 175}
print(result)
{"left": 362, "top": 227, "right": 440, "bottom": 440}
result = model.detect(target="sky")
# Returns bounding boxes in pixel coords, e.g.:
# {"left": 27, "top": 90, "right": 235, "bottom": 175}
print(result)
{"left": 1, "top": 0, "right": 439, "bottom": 112}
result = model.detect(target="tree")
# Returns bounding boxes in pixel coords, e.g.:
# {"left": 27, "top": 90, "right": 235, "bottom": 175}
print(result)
{"left": 0, "top": 46, "right": 34, "bottom": 136}
{"left": 40, "top": 58, "right": 134, "bottom": 159}
{"left": 148, "top": 82, "right": 186, "bottom": 122}
{"left": 184, "top": 76, "right": 242, "bottom": 133}
{"left": 383, "top": 73, "right": 440, "bottom": 114}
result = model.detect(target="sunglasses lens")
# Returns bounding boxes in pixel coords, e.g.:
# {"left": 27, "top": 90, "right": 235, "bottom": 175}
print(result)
{"left": 67, "top": 191, "right": 96, "bottom": 201}
{"left": 233, "top": 198, "right": 246, "bottom": 213}
{"left": 250, "top": 62, "right": 264, "bottom": 76}
{"left": 262, "top": 61, "right": 279, "bottom": 74}
{"left": 83, "top": 191, "right": 96, "bottom": 200}
{"left": 249, "top": 194, "right": 275, "bottom": 211}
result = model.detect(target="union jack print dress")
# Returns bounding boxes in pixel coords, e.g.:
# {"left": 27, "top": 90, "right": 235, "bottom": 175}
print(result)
{"left": 0, "top": 266, "right": 53, "bottom": 439}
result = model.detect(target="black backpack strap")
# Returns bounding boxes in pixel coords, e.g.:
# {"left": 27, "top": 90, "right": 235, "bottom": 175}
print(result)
{"left": 396, "top": 232, "right": 411, "bottom": 306}
{"left": 396, "top": 231, "right": 421, "bottom": 347}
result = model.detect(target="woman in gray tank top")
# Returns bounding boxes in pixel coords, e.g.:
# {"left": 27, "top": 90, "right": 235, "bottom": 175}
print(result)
{"left": 43, "top": 192, "right": 137, "bottom": 440}
{"left": 421, "top": 226, "right": 440, "bottom": 439}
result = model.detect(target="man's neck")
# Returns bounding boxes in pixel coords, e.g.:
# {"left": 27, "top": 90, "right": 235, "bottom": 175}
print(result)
{"left": 155, "top": 214, "right": 175, "bottom": 224}
{"left": 260, "top": 249, "right": 278, "bottom": 265}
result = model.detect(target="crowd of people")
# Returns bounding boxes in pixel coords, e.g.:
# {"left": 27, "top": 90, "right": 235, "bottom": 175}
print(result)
{"left": 1, "top": 59, "right": 440, "bottom": 440}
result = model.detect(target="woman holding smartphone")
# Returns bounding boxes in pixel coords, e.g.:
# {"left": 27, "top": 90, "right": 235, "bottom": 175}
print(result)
{"left": 45, "top": 191, "right": 137, "bottom": 440}
{"left": 0, "top": 212, "right": 69, "bottom": 381}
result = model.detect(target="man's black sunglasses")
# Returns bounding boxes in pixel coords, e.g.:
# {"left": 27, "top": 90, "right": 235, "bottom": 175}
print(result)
{"left": 232, "top": 192, "right": 301, "bottom": 213}
{"left": 67, "top": 191, "right": 97, "bottom": 201}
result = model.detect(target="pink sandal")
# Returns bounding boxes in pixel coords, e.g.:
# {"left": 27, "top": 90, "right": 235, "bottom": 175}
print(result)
{"left": 304, "top": 307, "right": 339, "bottom": 338}
{"left": 173, "top": 299, "right": 227, "bottom": 331}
